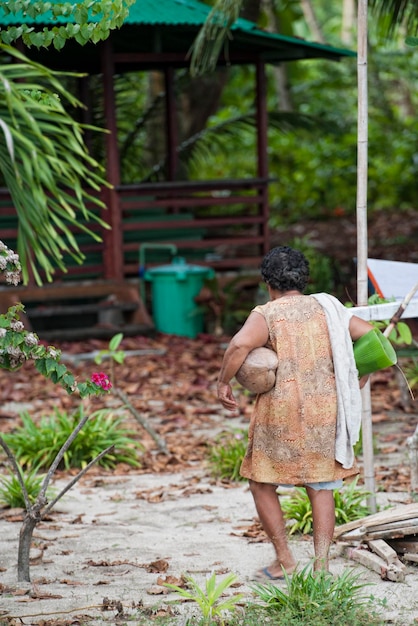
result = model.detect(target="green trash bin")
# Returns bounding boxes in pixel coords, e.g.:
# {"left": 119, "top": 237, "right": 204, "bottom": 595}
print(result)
{"left": 144, "top": 257, "right": 214, "bottom": 338}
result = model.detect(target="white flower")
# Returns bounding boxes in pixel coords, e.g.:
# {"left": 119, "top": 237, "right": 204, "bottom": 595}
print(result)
{"left": 47, "top": 347, "right": 60, "bottom": 359}
{"left": 0, "top": 328, "right": 6, "bottom": 338}
{"left": 11, "top": 321, "right": 24, "bottom": 332}
{"left": 7, "top": 346, "right": 22, "bottom": 357}
{"left": 24, "top": 333, "right": 38, "bottom": 347}
{"left": 5, "top": 271, "right": 20, "bottom": 286}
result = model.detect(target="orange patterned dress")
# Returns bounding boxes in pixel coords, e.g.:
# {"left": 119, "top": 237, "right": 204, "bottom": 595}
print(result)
{"left": 240, "top": 295, "right": 359, "bottom": 485}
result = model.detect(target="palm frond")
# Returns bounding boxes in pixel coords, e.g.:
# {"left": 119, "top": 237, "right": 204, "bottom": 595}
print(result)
{"left": 0, "top": 44, "right": 110, "bottom": 284}
{"left": 370, "top": 0, "right": 418, "bottom": 35}
{"left": 188, "top": 0, "right": 243, "bottom": 77}
{"left": 141, "top": 109, "right": 335, "bottom": 181}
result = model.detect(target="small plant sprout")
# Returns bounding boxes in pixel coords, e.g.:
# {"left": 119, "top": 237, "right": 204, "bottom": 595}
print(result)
{"left": 164, "top": 571, "right": 243, "bottom": 624}
{"left": 94, "top": 332, "right": 168, "bottom": 453}
{"left": 94, "top": 332, "right": 125, "bottom": 385}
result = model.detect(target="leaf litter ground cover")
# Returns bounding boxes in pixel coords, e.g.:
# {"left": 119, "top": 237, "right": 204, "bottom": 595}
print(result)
{"left": 0, "top": 332, "right": 417, "bottom": 625}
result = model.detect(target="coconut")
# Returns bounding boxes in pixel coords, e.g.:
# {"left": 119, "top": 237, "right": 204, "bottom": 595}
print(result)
{"left": 235, "top": 346, "right": 278, "bottom": 394}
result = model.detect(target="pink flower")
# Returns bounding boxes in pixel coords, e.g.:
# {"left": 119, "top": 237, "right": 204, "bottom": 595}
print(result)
{"left": 91, "top": 372, "right": 112, "bottom": 391}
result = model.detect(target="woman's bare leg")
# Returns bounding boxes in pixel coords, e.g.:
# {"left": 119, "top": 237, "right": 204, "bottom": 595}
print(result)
{"left": 249, "top": 480, "right": 297, "bottom": 577}
{"left": 306, "top": 486, "right": 335, "bottom": 572}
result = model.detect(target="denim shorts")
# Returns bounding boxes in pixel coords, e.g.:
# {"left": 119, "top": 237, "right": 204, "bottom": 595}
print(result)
{"left": 278, "top": 480, "right": 343, "bottom": 491}
{"left": 305, "top": 480, "right": 343, "bottom": 491}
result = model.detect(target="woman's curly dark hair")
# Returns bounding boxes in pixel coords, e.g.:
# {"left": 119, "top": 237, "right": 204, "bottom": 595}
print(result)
{"left": 260, "top": 246, "right": 310, "bottom": 292}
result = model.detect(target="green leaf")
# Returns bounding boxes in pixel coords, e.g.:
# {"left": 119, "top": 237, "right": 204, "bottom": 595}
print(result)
{"left": 109, "top": 333, "right": 124, "bottom": 351}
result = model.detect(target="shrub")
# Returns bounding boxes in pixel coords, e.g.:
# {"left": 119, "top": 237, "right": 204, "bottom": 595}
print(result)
{"left": 250, "top": 565, "right": 385, "bottom": 626}
{"left": 0, "top": 466, "right": 51, "bottom": 508}
{"left": 207, "top": 430, "right": 248, "bottom": 482}
{"left": 2, "top": 406, "right": 143, "bottom": 470}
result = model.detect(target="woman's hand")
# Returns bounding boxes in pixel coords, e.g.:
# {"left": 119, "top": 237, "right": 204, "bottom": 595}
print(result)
{"left": 217, "top": 381, "right": 239, "bottom": 411}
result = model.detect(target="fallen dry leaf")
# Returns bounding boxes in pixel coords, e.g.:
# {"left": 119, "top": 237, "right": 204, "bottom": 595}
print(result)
{"left": 144, "top": 558, "right": 170, "bottom": 574}
{"left": 156, "top": 574, "right": 184, "bottom": 587}
{"left": 146, "top": 585, "right": 169, "bottom": 595}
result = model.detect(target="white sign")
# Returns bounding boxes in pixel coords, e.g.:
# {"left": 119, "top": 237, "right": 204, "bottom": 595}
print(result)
{"left": 368, "top": 258, "right": 418, "bottom": 302}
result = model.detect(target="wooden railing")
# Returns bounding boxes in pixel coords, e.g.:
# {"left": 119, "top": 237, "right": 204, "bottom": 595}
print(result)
{"left": 119, "top": 178, "right": 271, "bottom": 275}
{"left": 0, "top": 177, "right": 271, "bottom": 283}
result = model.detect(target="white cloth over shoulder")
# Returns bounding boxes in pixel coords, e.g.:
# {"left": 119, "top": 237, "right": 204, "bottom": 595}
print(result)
{"left": 311, "top": 293, "right": 362, "bottom": 469}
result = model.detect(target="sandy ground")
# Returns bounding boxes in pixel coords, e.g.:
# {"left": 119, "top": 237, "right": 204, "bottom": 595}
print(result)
{"left": 1, "top": 468, "right": 418, "bottom": 626}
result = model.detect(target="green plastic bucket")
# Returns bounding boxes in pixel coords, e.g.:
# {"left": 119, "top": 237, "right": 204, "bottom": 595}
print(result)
{"left": 144, "top": 257, "right": 214, "bottom": 338}
{"left": 353, "top": 328, "right": 397, "bottom": 377}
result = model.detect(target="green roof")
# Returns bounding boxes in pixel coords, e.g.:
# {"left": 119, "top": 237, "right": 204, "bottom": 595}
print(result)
{"left": 0, "top": 0, "right": 355, "bottom": 71}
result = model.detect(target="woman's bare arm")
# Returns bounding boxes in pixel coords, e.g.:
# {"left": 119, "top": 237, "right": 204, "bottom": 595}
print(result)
{"left": 217, "top": 311, "right": 269, "bottom": 410}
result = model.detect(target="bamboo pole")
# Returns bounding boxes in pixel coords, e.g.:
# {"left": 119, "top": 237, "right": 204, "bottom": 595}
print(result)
{"left": 356, "top": 0, "right": 377, "bottom": 512}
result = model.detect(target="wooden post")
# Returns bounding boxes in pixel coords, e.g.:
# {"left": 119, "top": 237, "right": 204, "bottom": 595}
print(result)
{"left": 255, "top": 59, "right": 270, "bottom": 255}
{"left": 164, "top": 66, "right": 179, "bottom": 182}
{"left": 101, "top": 37, "right": 124, "bottom": 281}
{"left": 407, "top": 426, "right": 418, "bottom": 493}
{"left": 356, "top": 0, "right": 376, "bottom": 512}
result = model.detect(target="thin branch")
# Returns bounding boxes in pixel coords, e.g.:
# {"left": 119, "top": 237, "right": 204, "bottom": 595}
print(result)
{"left": 383, "top": 282, "right": 418, "bottom": 337}
{"left": 37, "top": 411, "right": 91, "bottom": 502}
{"left": 115, "top": 388, "right": 168, "bottom": 454}
{"left": 42, "top": 445, "right": 115, "bottom": 516}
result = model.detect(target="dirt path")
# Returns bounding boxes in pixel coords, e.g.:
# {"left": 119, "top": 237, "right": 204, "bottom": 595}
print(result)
{"left": 0, "top": 334, "right": 417, "bottom": 624}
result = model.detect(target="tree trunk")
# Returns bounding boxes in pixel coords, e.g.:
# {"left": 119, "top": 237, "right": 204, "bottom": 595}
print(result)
{"left": 18, "top": 513, "right": 38, "bottom": 582}
{"left": 300, "top": 0, "right": 326, "bottom": 43}
{"left": 262, "top": 0, "right": 294, "bottom": 112}
{"left": 341, "top": 0, "right": 356, "bottom": 46}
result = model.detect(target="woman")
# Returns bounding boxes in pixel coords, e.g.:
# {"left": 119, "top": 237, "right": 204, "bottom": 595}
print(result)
{"left": 217, "top": 246, "right": 373, "bottom": 580}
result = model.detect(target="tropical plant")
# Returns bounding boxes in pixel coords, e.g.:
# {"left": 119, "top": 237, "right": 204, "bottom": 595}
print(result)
{"left": 207, "top": 429, "right": 248, "bottom": 482}
{"left": 251, "top": 565, "right": 384, "bottom": 626}
{"left": 0, "top": 1, "right": 134, "bottom": 49}
{"left": 0, "top": 242, "right": 113, "bottom": 583}
{"left": 164, "top": 571, "right": 244, "bottom": 624}
{"left": 1, "top": 407, "right": 142, "bottom": 470}
{"left": 281, "top": 478, "right": 371, "bottom": 535}
{"left": 403, "top": 357, "right": 418, "bottom": 392}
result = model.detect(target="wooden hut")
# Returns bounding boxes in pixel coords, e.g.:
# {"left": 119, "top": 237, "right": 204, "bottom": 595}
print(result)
{"left": 0, "top": 0, "right": 355, "bottom": 337}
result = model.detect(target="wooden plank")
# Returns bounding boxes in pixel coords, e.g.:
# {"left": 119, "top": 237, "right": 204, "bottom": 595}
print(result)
{"left": 26, "top": 302, "right": 138, "bottom": 318}
{"left": 365, "top": 517, "right": 418, "bottom": 533}
{"left": 403, "top": 553, "right": 418, "bottom": 563}
{"left": 0, "top": 280, "right": 138, "bottom": 302}
{"left": 334, "top": 503, "right": 418, "bottom": 539}
{"left": 367, "top": 539, "right": 399, "bottom": 565}
{"left": 387, "top": 539, "right": 418, "bottom": 554}
{"left": 349, "top": 547, "right": 405, "bottom": 582}
{"left": 364, "top": 525, "right": 418, "bottom": 541}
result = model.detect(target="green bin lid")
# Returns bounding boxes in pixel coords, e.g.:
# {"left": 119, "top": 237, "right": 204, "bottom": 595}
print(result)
{"left": 144, "top": 257, "right": 214, "bottom": 279}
